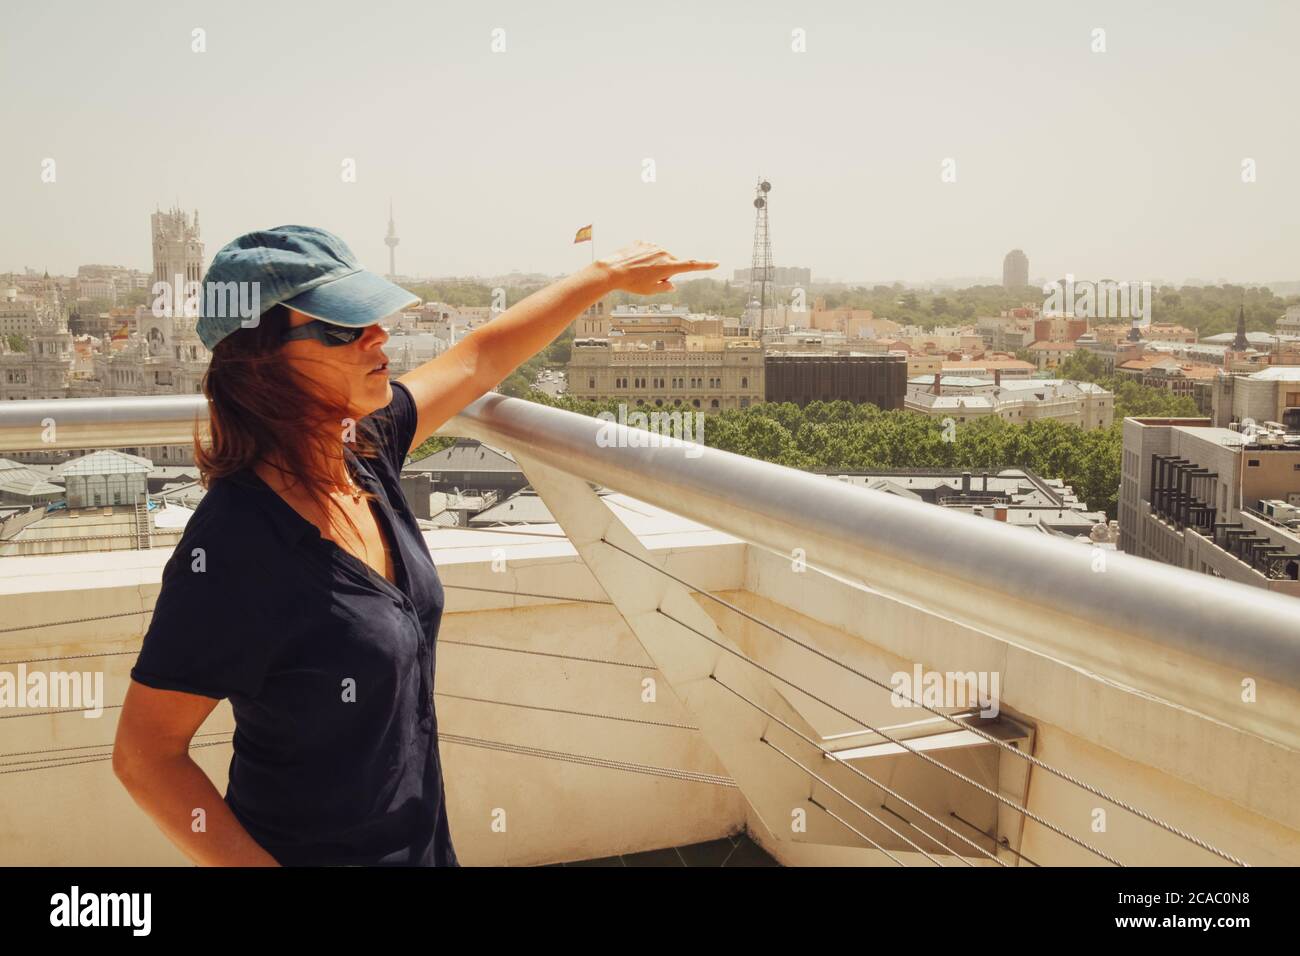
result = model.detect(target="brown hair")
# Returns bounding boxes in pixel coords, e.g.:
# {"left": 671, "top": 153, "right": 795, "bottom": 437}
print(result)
{"left": 194, "top": 303, "right": 378, "bottom": 545}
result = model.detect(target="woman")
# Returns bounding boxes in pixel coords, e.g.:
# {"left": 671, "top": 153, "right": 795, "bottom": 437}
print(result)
{"left": 112, "top": 224, "right": 716, "bottom": 866}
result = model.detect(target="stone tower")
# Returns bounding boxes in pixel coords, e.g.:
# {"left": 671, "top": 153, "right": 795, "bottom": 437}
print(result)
{"left": 150, "top": 205, "right": 204, "bottom": 317}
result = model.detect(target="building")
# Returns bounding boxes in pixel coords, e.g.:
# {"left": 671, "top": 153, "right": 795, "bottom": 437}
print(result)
{"left": 76, "top": 276, "right": 118, "bottom": 305}
{"left": 1116, "top": 355, "right": 1219, "bottom": 413}
{"left": 571, "top": 298, "right": 608, "bottom": 337}
{"left": 1092, "top": 322, "right": 1197, "bottom": 345}
{"left": 0, "top": 273, "right": 74, "bottom": 401}
{"left": 940, "top": 358, "right": 1036, "bottom": 379}
{"left": 150, "top": 205, "right": 204, "bottom": 302}
{"left": 1210, "top": 365, "right": 1300, "bottom": 431}
{"left": 403, "top": 438, "right": 528, "bottom": 500}
{"left": 1032, "top": 316, "right": 1089, "bottom": 343}
{"left": 1119, "top": 417, "right": 1300, "bottom": 595}
{"left": 804, "top": 299, "right": 899, "bottom": 339}
{"left": 1278, "top": 306, "right": 1300, "bottom": 338}
{"left": 60, "top": 448, "right": 152, "bottom": 509}
{"left": 0, "top": 457, "right": 63, "bottom": 508}
{"left": 1072, "top": 333, "right": 1145, "bottom": 374}
{"left": 567, "top": 336, "right": 764, "bottom": 411}
{"left": 0, "top": 289, "right": 46, "bottom": 339}
{"left": 892, "top": 326, "right": 985, "bottom": 354}
{"left": 906, "top": 375, "right": 1113, "bottom": 429}
{"left": 820, "top": 467, "right": 1110, "bottom": 539}
{"left": 75, "top": 264, "right": 149, "bottom": 305}
{"left": 764, "top": 352, "right": 906, "bottom": 409}
{"left": 976, "top": 314, "right": 1036, "bottom": 352}
{"left": 746, "top": 302, "right": 808, "bottom": 331}
{"left": 1002, "top": 249, "right": 1029, "bottom": 288}
{"left": 1026, "top": 340, "right": 1079, "bottom": 371}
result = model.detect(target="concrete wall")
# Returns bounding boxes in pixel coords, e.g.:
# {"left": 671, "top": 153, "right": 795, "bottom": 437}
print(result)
{"left": 0, "top": 542, "right": 748, "bottom": 866}
{"left": 2, "top": 529, "right": 1297, "bottom": 866}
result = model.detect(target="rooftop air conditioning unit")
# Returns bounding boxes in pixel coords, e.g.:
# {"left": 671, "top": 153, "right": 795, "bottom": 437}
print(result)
{"left": 1261, "top": 499, "right": 1300, "bottom": 523}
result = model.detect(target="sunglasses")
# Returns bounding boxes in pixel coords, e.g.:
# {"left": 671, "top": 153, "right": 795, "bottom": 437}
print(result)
{"left": 281, "top": 319, "right": 384, "bottom": 347}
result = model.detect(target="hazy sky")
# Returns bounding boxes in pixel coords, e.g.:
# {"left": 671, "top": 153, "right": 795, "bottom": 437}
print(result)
{"left": 3, "top": 0, "right": 1297, "bottom": 285}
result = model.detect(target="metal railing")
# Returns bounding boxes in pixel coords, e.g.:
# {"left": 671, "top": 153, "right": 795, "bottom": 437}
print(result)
{"left": 6, "top": 391, "right": 1300, "bottom": 866}
{"left": 2, "top": 391, "right": 1298, "bottom": 691}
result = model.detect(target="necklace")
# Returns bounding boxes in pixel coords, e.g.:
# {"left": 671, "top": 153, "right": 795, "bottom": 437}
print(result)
{"left": 337, "top": 467, "right": 363, "bottom": 504}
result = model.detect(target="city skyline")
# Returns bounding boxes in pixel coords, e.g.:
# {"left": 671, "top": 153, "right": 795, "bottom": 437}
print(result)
{"left": 3, "top": 1, "right": 1298, "bottom": 285}
{"left": 4, "top": 207, "right": 1297, "bottom": 294}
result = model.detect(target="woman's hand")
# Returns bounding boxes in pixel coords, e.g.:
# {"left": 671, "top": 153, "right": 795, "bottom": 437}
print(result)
{"left": 594, "top": 240, "right": 718, "bottom": 295}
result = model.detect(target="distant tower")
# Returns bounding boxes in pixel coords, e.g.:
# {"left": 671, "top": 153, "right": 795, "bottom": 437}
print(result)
{"left": 747, "top": 178, "right": 774, "bottom": 336}
{"left": 385, "top": 201, "right": 400, "bottom": 280}
{"left": 151, "top": 204, "right": 204, "bottom": 316}
{"left": 1002, "top": 249, "right": 1029, "bottom": 288}
{"left": 1231, "top": 299, "right": 1249, "bottom": 352}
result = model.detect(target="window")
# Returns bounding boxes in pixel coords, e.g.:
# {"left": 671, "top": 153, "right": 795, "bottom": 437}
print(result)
{"left": 1247, "top": 459, "right": 1260, "bottom": 467}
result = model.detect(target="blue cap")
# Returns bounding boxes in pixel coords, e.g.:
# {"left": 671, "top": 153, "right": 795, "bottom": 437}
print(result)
{"left": 196, "top": 224, "right": 421, "bottom": 350}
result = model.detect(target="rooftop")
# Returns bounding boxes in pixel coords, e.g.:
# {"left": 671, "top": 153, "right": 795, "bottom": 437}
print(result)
{"left": 0, "top": 394, "right": 1297, "bottom": 867}
{"left": 1246, "top": 365, "right": 1300, "bottom": 382}
{"left": 60, "top": 448, "right": 152, "bottom": 476}
{"left": 406, "top": 438, "right": 519, "bottom": 473}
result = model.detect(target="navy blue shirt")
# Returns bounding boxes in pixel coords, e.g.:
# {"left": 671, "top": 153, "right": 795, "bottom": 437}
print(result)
{"left": 131, "top": 380, "right": 458, "bottom": 867}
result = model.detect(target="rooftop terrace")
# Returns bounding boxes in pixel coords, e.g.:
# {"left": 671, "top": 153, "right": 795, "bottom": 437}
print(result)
{"left": 0, "top": 393, "right": 1297, "bottom": 866}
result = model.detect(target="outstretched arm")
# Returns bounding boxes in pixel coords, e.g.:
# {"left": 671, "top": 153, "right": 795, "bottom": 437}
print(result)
{"left": 397, "top": 241, "right": 717, "bottom": 452}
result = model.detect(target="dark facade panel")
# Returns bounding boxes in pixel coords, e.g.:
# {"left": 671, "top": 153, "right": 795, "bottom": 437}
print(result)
{"left": 764, "top": 354, "right": 906, "bottom": 410}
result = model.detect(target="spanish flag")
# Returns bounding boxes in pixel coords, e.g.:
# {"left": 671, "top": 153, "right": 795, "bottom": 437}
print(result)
{"left": 110, "top": 321, "right": 130, "bottom": 341}
{"left": 573, "top": 224, "right": 592, "bottom": 244}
